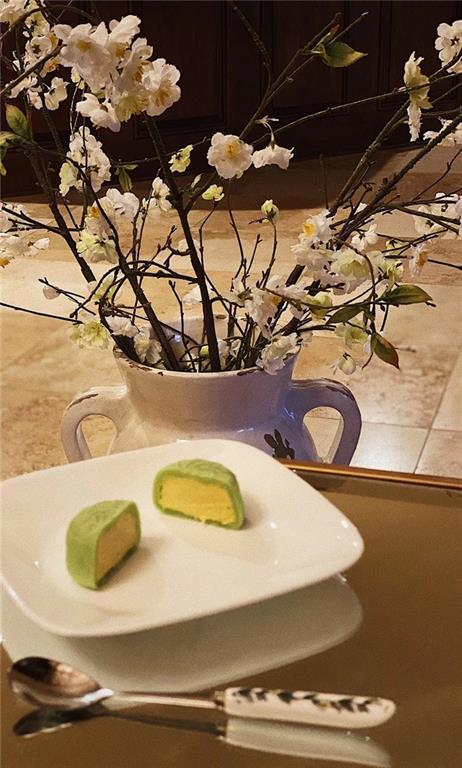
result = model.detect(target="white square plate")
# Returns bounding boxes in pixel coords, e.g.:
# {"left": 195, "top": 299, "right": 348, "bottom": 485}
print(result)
{"left": 1, "top": 440, "right": 363, "bottom": 637}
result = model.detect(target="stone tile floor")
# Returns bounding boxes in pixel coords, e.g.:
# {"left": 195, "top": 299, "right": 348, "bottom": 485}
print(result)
{"left": 1, "top": 148, "right": 461, "bottom": 479}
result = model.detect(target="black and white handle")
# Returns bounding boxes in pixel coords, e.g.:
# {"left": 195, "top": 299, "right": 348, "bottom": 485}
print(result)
{"left": 220, "top": 687, "right": 396, "bottom": 729}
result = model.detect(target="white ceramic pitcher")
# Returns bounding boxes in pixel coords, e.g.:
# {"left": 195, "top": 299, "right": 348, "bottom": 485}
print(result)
{"left": 61, "top": 347, "right": 361, "bottom": 464}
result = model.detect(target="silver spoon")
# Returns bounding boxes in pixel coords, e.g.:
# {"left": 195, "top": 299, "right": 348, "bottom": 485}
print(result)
{"left": 9, "top": 656, "right": 396, "bottom": 729}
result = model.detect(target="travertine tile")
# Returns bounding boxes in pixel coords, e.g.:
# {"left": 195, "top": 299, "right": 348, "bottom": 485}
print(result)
{"left": 416, "top": 430, "right": 462, "bottom": 478}
{"left": 1, "top": 329, "right": 121, "bottom": 398}
{"left": 305, "top": 416, "right": 428, "bottom": 471}
{"left": 383, "top": 284, "right": 462, "bottom": 351}
{"left": 0, "top": 313, "right": 60, "bottom": 367}
{"left": 433, "top": 351, "right": 462, "bottom": 431}
{"left": 296, "top": 336, "right": 459, "bottom": 428}
{"left": 350, "top": 422, "right": 428, "bottom": 472}
{"left": 1, "top": 392, "right": 70, "bottom": 479}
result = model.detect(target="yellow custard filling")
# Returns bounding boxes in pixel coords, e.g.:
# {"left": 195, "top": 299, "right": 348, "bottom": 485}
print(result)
{"left": 159, "top": 477, "right": 235, "bottom": 525}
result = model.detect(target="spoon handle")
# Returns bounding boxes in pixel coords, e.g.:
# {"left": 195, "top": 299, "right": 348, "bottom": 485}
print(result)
{"left": 110, "top": 687, "right": 395, "bottom": 729}
{"left": 221, "top": 688, "right": 395, "bottom": 729}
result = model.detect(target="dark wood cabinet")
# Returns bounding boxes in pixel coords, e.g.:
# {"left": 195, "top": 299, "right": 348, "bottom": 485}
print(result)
{"left": 3, "top": 0, "right": 462, "bottom": 196}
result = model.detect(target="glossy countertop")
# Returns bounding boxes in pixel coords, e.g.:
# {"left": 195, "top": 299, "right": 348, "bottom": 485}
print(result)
{"left": 2, "top": 467, "right": 461, "bottom": 768}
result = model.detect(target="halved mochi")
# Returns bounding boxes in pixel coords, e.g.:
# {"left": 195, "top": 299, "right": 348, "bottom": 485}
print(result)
{"left": 66, "top": 500, "right": 141, "bottom": 589}
{"left": 153, "top": 459, "right": 244, "bottom": 529}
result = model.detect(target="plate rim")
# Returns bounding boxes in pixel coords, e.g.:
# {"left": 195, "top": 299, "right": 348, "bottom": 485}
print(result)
{"left": 1, "top": 439, "right": 364, "bottom": 637}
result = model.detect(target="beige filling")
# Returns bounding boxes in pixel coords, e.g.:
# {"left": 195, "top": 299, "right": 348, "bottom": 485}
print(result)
{"left": 161, "top": 477, "right": 235, "bottom": 524}
{"left": 96, "top": 513, "right": 138, "bottom": 582}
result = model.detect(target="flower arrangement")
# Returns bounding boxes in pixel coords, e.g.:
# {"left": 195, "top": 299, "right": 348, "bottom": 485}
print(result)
{"left": 1, "top": 3, "right": 461, "bottom": 377}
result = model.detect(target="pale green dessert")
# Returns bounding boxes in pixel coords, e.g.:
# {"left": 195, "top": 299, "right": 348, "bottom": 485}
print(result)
{"left": 66, "top": 500, "right": 141, "bottom": 589}
{"left": 153, "top": 459, "right": 245, "bottom": 529}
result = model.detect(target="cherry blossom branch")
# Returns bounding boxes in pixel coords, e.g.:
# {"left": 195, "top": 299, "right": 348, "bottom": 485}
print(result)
{"left": 0, "top": 301, "right": 82, "bottom": 323}
{"left": 0, "top": 43, "right": 62, "bottom": 98}
{"left": 145, "top": 116, "right": 222, "bottom": 371}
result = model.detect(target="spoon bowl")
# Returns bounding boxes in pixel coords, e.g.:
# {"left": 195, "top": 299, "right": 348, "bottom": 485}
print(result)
{"left": 9, "top": 657, "right": 113, "bottom": 710}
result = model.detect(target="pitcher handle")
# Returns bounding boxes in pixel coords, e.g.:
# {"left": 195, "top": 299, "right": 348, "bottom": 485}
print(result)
{"left": 285, "top": 378, "right": 362, "bottom": 465}
{"left": 60, "top": 385, "right": 131, "bottom": 463}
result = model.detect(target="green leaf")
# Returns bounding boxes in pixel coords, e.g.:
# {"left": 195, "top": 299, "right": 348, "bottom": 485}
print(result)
{"left": 5, "top": 105, "right": 32, "bottom": 141}
{"left": 381, "top": 284, "right": 433, "bottom": 306}
{"left": 316, "top": 41, "right": 367, "bottom": 68}
{"left": 0, "top": 130, "right": 26, "bottom": 148}
{"left": 371, "top": 332, "right": 400, "bottom": 369}
{"left": 122, "top": 163, "right": 138, "bottom": 171}
{"left": 329, "top": 304, "right": 365, "bottom": 324}
{"left": 116, "top": 166, "right": 132, "bottom": 192}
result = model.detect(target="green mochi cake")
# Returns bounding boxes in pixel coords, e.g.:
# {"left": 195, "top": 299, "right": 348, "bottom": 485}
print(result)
{"left": 66, "top": 500, "right": 141, "bottom": 589}
{"left": 153, "top": 459, "right": 245, "bottom": 529}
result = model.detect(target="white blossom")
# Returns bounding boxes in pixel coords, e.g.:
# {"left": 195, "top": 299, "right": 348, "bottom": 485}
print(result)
{"left": 24, "top": 30, "right": 54, "bottom": 67}
{"left": 25, "top": 8, "right": 48, "bottom": 36}
{"left": 134, "top": 328, "right": 162, "bottom": 365}
{"left": 257, "top": 333, "right": 300, "bottom": 375}
{"left": 70, "top": 318, "right": 108, "bottom": 349}
{"left": 332, "top": 354, "right": 357, "bottom": 375}
{"left": 0, "top": 232, "right": 48, "bottom": 260}
{"left": 54, "top": 21, "right": 115, "bottom": 92}
{"left": 409, "top": 243, "right": 428, "bottom": 277}
{"left": 10, "top": 70, "right": 37, "bottom": 98}
{"left": 261, "top": 199, "right": 279, "bottom": 220}
{"left": 435, "top": 20, "right": 462, "bottom": 74}
{"left": 217, "top": 337, "right": 240, "bottom": 366}
{"left": 407, "top": 103, "right": 422, "bottom": 143}
{"left": 207, "top": 133, "right": 253, "bottom": 179}
{"left": 335, "top": 323, "right": 368, "bottom": 349}
{"left": 76, "top": 230, "right": 117, "bottom": 264}
{"left": 299, "top": 210, "right": 333, "bottom": 247}
{"left": 106, "top": 314, "right": 138, "bottom": 337}
{"left": 143, "top": 58, "right": 181, "bottom": 116}
{"left": 412, "top": 205, "right": 439, "bottom": 236}
{"left": 116, "top": 36, "right": 152, "bottom": 90}
{"left": 59, "top": 127, "right": 111, "bottom": 195}
{"left": 144, "top": 177, "right": 171, "bottom": 216}
{"left": 106, "top": 15, "right": 140, "bottom": 59}
{"left": 306, "top": 291, "right": 333, "bottom": 317}
{"left": 291, "top": 237, "right": 333, "bottom": 273}
{"left": 330, "top": 247, "right": 381, "bottom": 290}
{"left": 44, "top": 77, "right": 68, "bottom": 110}
{"left": 403, "top": 52, "right": 431, "bottom": 142}
{"left": 76, "top": 93, "right": 120, "bottom": 131}
{"left": 0, "top": 0, "right": 37, "bottom": 25}
{"left": 87, "top": 277, "right": 117, "bottom": 304}
{"left": 380, "top": 257, "right": 404, "bottom": 285}
{"left": 183, "top": 285, "right": 202, "bottom": 307}
{"left": 42, "top": 284, "right": 59, "bottom": 299}
{"left": 169, "top": 144, "right": 193, "bottom": 173}
{"left": 245, "top": 286, "right": 280, "bottom": 338}
{"left": 275, "top": 284, "right": 307, "bottom": 319}
{"left": 0, "top": 202, "right": 26, "bottom": 232}
{"left": 100, "top": 188, "right": 139, "bottom": 222}
{"left": 252, "top": 143, "right": 293, "bottom": 170}
{"left": 424, "top": 118, "right": 462, "bottom": 146}
{"left": 202, "top": 184, "right": 224, "bottom": 202}
{"left": 351, "top": 223, "right": 378, "bottom": 251}
{"left": 178, "top": 237, "right": 200, "bottom": 255}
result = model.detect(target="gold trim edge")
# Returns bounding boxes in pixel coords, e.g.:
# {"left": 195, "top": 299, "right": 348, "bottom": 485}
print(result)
{"left": 280, "top": 460, "right": 462, "bottom": 492}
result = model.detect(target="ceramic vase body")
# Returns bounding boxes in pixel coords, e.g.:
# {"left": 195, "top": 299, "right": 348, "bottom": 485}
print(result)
{"left": 61, "top": 349, "right": 362, "bottom": 464}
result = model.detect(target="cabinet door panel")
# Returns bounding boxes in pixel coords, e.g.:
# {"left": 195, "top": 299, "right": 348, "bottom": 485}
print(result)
{"left": 3, "top": 0, "right": 462, "bottom": 196}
